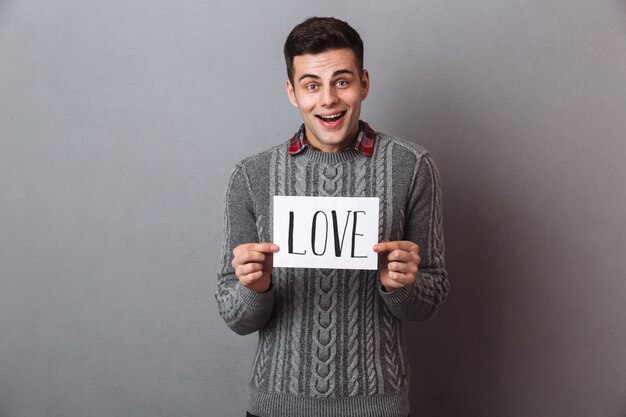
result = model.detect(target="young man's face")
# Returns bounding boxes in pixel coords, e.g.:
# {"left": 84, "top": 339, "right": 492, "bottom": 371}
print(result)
{"left": 286, "top": 48, "right": 369, "bottom": 152}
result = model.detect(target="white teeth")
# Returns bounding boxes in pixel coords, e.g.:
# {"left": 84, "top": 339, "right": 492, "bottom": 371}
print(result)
{"left": 319, "top": 113, "right": 343, "bottom": 119}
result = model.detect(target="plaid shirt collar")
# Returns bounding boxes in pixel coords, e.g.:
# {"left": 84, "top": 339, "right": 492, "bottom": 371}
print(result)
{"left": 287, "top": 120, "right": 376, "bottom": 157}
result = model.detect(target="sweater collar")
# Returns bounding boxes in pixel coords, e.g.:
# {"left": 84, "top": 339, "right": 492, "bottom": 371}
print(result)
{"left": 287, "top": 120, "right": 375, "bottom": 157}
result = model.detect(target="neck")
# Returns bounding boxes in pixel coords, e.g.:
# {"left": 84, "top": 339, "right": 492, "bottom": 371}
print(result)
{"left": 306, "top": 125, "right": 360, "bottom": 153}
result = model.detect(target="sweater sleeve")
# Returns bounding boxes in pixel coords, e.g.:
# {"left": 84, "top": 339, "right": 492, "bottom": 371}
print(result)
{"left": 215, "top": 164, "right": 274, "bottom": 335}
{"left": 379, "top": 153, "right": 449, "bottom": 321}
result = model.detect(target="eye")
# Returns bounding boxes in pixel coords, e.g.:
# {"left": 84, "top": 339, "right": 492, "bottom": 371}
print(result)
{"left": 305, "top": 83, "right": 318, "bottom": 91}
{"left": 336, "top": 80, "right": 349, "bottom": 87}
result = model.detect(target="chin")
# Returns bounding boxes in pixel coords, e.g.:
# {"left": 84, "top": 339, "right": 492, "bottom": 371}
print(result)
{"left": 322, "top": 136, "right": 348, "bottom": 146}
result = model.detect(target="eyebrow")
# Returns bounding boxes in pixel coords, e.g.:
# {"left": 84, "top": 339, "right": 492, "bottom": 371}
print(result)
{"left": 298, "top": 69, "right": 355, "bottom": 83}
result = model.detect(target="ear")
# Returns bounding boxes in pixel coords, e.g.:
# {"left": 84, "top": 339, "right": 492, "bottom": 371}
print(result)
{"left": 285, "top": 79, "right": 299, "bottom": 108}
{"left": 360, "top": 69, "right": 370, "bottom": 101}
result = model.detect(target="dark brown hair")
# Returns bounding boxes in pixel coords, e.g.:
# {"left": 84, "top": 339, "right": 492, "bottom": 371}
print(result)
{"left": 284, "top": 17, "right": 364, "bottom": 84}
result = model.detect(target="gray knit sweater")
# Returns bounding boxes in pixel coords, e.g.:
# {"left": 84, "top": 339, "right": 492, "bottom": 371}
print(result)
{"left": 216, "top": 129, "right": 449, "bottom": 417}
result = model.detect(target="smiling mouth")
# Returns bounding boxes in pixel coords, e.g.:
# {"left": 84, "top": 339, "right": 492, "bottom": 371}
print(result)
{"left": 316, "top": 112, "right": 346, "bottom": 123}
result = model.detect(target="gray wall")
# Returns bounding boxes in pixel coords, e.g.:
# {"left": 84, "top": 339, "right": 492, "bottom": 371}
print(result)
{"left": 1, "top": 0, "right": 625, "bottom": 416}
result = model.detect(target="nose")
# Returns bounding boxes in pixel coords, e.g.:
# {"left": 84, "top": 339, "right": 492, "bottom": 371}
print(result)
{"left": 321, "top": 86, "right": 339, "bottom": 107}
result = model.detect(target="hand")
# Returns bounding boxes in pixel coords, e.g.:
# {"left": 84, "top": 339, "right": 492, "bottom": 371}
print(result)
{"left": 232, "top": 243, "right": 279, "bottom": 293}
{"left": 373, "top": 241, "right": 420, "bottom": 290}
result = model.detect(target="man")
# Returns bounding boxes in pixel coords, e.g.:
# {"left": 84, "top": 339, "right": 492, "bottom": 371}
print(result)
{"left": 216, "top": 17, "right": 449, "bottom": 417}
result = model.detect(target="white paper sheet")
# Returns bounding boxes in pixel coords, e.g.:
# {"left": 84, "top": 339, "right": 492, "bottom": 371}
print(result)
{"left": 273, "top": 196, "right": 379, "bottom": 270}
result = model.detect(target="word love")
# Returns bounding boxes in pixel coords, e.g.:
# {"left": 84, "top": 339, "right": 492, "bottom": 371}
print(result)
{"left": 288, "top": 209, "right": 367, "bottom": 258}
{"left": 273, "top": 196, "right": 379, "bottom": 270}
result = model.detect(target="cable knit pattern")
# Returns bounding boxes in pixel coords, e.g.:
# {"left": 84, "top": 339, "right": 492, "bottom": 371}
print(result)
{"left": 427, "top": 156, "right": 445, "bottom": 265}
{"left": 383, "top": 306, "right": 401, "bottom": 391}
{"left": 375, "top": 139, "right": 389, "bottom": 241}
{"left": 216, "top": 130, "right": 449, "bottom": 417}
{"left": 288, "top": 268, "right": 304, "bottom": 395}
{"left": 272, "top": 271, "right": 289, "bottom": 391}
{"left": 295, "top": 158, "right": 308, "bottom": 196}
{"left": 310, "top": 268, "right": 338, "bottom": 397}
{"left": 320, "top": 164, "right": 344, "bottom": 197}
{"left": 255, "top": 215, "right": 265, "bottom": 242}
{"left": 346, "top": 269, "right": 361, "bottom": 396}
{"left": 365, "top": 271, "right": 378, "bottom": 396}
{"left": 354, "top": 155, "right": 368, "bottom": 197}
{"left": 253, "top": 330, "right": 271, "bottom": 388}
{"left": 384, "top": 138, "right": 395, "bottom": 241}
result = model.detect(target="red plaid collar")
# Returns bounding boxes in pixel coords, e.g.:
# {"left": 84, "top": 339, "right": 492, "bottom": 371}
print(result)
{"left": 287, "top": 120, "right": 376, "bottom": 157}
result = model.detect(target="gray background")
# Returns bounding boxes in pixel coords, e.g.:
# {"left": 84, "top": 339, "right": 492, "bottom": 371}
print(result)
{"left": 1, "top": 0, "right": 625, "bottom": 416}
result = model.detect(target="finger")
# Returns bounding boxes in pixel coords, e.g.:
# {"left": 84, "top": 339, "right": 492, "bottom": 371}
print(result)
{"left": 387, "top": 260, "right": 419, "bottom": 275}
{"left": 235, "top": 262, "right": 264, "bottom": 281}
{"left": 239, "top": 270, "right": 265, "bottom": 286}
{"left": 384, "top": 270, "right": 416, "bottom": 286}
{"left": 387, "top": 249, "right": 420, "bottom": 264}
{"left": 234, "top": 250, "right": 266, "bottom": 266}
{"left": 233, "top": 242, "right": 279, "bottom": 257}
{"left": 238, "top": 262, "right": 264, "bottom": 276}
{"left": 373, "top": 240, "right": 419, "bottom": 254}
